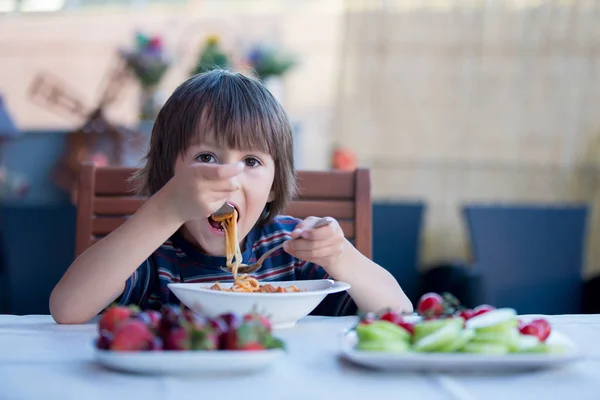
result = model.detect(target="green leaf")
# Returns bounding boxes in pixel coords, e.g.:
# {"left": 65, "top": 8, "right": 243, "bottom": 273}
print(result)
{"left": 264, "top": 336, "right": 286, "bottom": 350}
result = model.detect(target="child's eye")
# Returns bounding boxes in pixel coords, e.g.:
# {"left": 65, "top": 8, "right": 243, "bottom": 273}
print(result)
{"left": 244, "top": 157, "right": 261, "bottom": 167}
{"left": 196, "top": 153, "right": 217, "bottom": 163}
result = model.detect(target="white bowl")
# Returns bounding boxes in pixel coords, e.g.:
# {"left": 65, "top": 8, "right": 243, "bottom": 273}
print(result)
{"left": 168, "top": 279, "right": 351, "bottom": 328}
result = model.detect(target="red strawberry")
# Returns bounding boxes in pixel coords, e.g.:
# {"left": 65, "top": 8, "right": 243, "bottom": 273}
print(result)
{"left": 162, "top": 326, "right": 190, "bottom": 350}
{"left": 135, "top": 310, "right": 161, "bottom": 330}
{"left": 417, "top": 293, "right": 445, "bottom": 319}
{"left": 110, "top": 320, "right": 154, "bottom": 351}
{"left": 218, "top": 313, "right": 242, "bottom": 350}
{"left": 98, "top": 306, "right": 135, "bottom": 334}
{"left": 397, "top": 320, "right": 415, "bottom": 335}
{"left": 472, "top": 304, "right": 495, "bottom": 317}
{"left": 380, "top": 311, "right": 402, "bottom": 324}
{"left": 146, "top": 310, "right": 161, "bottom": 329}
{"left": 520, "top": 319, "right": 551, "bottom": 342}
{"left": 457, "top": 309, "right": 476, "bottom": 321}
{"left": 95, "top": 332, "right": 112, "bottom": 350}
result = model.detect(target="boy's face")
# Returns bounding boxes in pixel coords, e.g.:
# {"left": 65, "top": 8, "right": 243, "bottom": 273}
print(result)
{"left": 174, "top": 139, "right": 276, "bottom": 257}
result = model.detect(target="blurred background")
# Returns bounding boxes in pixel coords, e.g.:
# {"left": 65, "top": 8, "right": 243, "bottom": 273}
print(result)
{"left": 0, "top": 0, "right": 599, "bottom": 316}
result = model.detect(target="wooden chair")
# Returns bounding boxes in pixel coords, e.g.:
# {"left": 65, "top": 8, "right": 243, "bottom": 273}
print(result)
{"left": 74, "top": 163, "right": 372, "bottom": 259}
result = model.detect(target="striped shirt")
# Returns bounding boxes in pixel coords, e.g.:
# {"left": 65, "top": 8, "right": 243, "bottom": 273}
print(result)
{"left": 118, "top": 215, "right": 357, "bottom": 316}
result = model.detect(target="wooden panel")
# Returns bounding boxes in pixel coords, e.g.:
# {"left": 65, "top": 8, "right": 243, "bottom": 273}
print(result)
{"left": 95, "top": 167, "right": 137, "bottom": 195}
{"left": 295, "top": 171, "right": 355, "bottom": 200}
{"left": 94, "top": 197, "right": 146, "bottom": 216}
{"left": 92, "top": 217, "right": 355, "bottom": 238}
{"left": 283, "top": 201, "right": 354, "bottom": 219}
{"left": 75, "top": 163, "right": 95, "bottom": 258}
{"left": 354, "top": 168, "right": 372, "bottom": 258}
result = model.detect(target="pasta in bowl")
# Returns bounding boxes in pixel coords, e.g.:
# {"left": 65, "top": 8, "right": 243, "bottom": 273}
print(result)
{"left": 168, "top": 279, "right": 351, "bottom": 329}
{"left": 169, "top": 205, "right": 351, "bottom": 328}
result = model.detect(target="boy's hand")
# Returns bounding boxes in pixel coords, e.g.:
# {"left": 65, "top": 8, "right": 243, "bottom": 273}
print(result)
{"left": 282, "top": 216, "right": 348, "bottom": 270}
{"left": 162, "top": 162, "right": 244, "bottom": 223}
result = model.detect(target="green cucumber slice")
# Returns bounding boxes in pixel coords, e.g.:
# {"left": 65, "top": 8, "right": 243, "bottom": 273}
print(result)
{"left": 413, "top": 323, "right": 462, "bottom": 352}
{"left": 356, "top": 321, "right": 411, "bottom": 343}
{"left": 465, "top": 308, "right": 517, "bottom": 331}
{"left": 413, "top": 317, "right": 464, "bottom": 343}
{"left": 461, "top": 342, "right": 509, "bottom": 355}
{"left": 438, "top": 329, "right": 475, "bottom": 352}
{"left": 356, "top": 339, "right": 410, "bottom": 353}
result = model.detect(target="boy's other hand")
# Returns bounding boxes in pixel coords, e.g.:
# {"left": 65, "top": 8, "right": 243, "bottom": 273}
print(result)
{"left": 283, "top": 216, "right": 348, "bottom": 270}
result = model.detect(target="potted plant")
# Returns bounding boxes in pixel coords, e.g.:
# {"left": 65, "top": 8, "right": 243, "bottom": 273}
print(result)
{"left": 119, "top": 31, "right": 171, "bottom": 122}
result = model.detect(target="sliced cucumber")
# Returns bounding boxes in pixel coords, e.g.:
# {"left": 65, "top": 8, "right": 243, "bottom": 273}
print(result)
{"left": 356, "top": 339, "right": 410, "bottom": 352}
{"left": 509, "top": 334, "right": 540, "bottom": 353}
{"left": 438, "top": 329, "right": 475, "bottom": 352}
{"left": 473, "top": 329, "right": 519, "bottom": 347}
{"left": 526, "top": 342, "right": 566, "bottom": 355}
{"left": 413, "top": 323, "right": 462, "bottom": 352}
{"left": 473, "top": 318, "right": 518, "bottom": 335}
{"left": 465, "top": 308, "right": 517, "bottom": 331}
{"left": 356, "top": 321, "right": 411, "bottom": 343}
{"left": 461, "top": 342, "right": 509, "bottom": 355}
{"left": 413, "top": 317, "right": 464, "bottom": 343}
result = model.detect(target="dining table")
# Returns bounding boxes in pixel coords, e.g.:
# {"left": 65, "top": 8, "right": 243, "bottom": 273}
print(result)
{"left": 1, "top": 313, "right": 600, "bottom": 400}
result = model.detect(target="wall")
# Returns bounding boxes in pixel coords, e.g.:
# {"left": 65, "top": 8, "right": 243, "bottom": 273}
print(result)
{"left": 0, "top": 0, "right": 345, "bottom": 170}
{"left": 333, "top": 1, "right": 600, "bottom": 277}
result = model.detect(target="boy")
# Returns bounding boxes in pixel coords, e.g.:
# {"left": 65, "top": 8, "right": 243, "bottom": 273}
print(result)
{"left": 50, "top": 70, "right": 412, "bottom": 324}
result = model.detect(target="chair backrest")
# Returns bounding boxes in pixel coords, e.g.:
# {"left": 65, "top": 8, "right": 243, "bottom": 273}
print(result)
{"left": 372, "top": 201, "right": 425, "bottom": 305}
{"left": 75, "top": 163, "right": 372, "bottom": 259}
{"left": 463, "top": 204, "right": 589, "bottom": 315}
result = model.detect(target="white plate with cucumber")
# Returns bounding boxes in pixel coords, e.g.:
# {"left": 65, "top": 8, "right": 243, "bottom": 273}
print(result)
{"left": 341, "top": 302, "right": 583, "bottom": 373}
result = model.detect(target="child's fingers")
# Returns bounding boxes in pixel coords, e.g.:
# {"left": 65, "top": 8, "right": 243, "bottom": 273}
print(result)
{"left": 291, "top": 216, "right": 333, "bottom": 239}
{"left": 299, "top": 226, "right": 334, "bottom": 241}
{"left": 194, "top": 162, "right": 244, "bottom": 181}
{"left": 208, "top": 177, "right": 240, "bottom": 192}
{"left": 283, "top": 236, "right": 339, "bottom": 252}
{"left": 291, "top": 216, "right": 319, "bottom": 237}
{"left": 287, "top": 242, "right": 342, "bottom": 261}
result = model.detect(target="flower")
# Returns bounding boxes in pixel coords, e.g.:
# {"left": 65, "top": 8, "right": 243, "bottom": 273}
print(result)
{"left": 190, "top": 35, "right": 231, "bottom": 76}
{"left": 120, "top": 31, "right": 171, "bottom": 89}
{"left": 244, "top": 43, "right": 297, "bottom": 81}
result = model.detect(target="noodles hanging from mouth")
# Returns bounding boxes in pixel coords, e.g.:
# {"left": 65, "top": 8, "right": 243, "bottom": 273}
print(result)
{"left": 209, "top": 208, "right": 301, "bottom": 293}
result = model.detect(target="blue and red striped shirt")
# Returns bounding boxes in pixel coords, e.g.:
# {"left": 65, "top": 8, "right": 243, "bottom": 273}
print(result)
{"left": 118, "top": 215, "right": 357, "bottom": 316}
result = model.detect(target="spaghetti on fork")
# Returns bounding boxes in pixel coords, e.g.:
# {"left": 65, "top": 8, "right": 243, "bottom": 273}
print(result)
{"left": 209, "top": 207, "right": 301, "bottom": 293}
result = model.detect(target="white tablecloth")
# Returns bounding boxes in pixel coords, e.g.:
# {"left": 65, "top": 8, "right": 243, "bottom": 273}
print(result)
{"left": 1, "top": 314, "right": 600, "bottom": 400}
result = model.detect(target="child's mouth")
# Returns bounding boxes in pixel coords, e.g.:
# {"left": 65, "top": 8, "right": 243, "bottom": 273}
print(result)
{"left": 207, "top": 207, "right": 240, "bottom": 232}
{"left": 208, "top": 217, "right": 224, "bottom": 231}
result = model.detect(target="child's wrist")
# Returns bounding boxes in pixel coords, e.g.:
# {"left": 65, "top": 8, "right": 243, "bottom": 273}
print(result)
{"left": 322, "top": 239, "right": 354, "bottom": 276}
{"left": 145, "top": 188, "right": 186, "bottom": 227}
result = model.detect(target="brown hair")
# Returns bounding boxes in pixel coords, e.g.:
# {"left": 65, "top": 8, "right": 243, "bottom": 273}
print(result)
{"left": 133, "top": 69, "right": 296, "bottom": 224}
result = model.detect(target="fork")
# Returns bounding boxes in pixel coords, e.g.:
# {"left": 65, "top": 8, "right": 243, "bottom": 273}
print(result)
{"left": 212, "top": 202, "right": 236, "bottom": 218}
{"left": 218, "top": 217, "right": 332, "bottom": 275}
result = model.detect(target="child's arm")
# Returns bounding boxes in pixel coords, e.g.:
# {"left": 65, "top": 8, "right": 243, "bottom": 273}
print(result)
{"left": 327, "top": 242, "right": 413, "bottom": 314}
{"left": 49, "top": 191, "right": 182, "bottom": 324}
{"left": 50, "top": 162, "right": 244, "bottom": 324}
{"left": 283, "top": 217, "right": 413, "bottom": 314}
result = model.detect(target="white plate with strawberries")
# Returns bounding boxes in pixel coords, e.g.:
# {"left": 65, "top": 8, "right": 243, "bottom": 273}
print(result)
{"left": 340, "top": 293, "right": 584, "bottom": 373}
{"left": 93, "top": 305, "right": 285, "bottom": 375}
